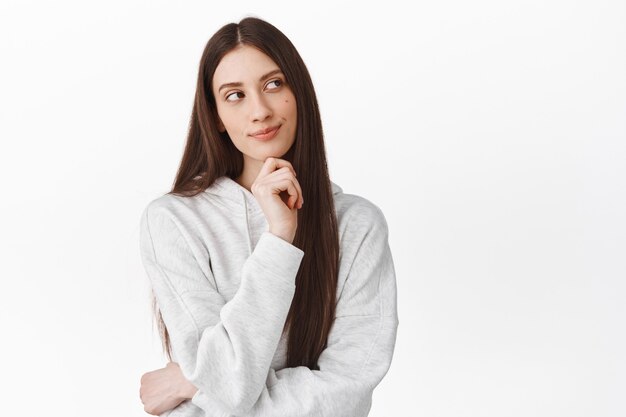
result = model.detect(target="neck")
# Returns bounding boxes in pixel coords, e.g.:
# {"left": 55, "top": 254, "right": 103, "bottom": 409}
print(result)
{"left": 235, "top": 157, "right": 264, "bottom": 192}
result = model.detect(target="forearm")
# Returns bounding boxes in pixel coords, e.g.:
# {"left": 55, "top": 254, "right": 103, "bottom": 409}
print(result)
{"left": 141, "top": 205, "right": 304, "bottom": 413}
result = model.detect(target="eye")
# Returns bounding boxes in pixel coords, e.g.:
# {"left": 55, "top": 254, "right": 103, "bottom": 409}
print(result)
{"left": 266, "top": 79, "right": 283, "bottom": 89}
{"left": 225, "top": 91, "right": 244, "bottom": 102}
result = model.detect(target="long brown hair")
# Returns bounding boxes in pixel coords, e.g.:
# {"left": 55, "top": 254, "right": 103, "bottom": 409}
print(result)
{"left": 151, "top": 16, "right": 339, "bottom": 370}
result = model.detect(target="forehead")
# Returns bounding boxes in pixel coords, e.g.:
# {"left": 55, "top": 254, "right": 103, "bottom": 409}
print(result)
{"left": 212, "top": 45, "right": 280, "bottom": 90}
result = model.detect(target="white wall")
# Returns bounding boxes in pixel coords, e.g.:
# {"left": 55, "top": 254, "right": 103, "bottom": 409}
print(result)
{"left": 0, "top": 1, "right": 624, "bottom": 416}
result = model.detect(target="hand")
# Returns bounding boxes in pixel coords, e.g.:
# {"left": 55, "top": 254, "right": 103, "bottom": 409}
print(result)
{"left": 139, "top": 362, "right": 198, "bottom": 415}
{"left": 251, "top": 157, "right": 304, "bottom": 244}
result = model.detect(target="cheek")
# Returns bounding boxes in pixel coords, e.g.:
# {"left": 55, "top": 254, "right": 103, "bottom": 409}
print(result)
{"left": 217, "top": 110, "right": 238, "bottom": 131}
{"left": 285, "top": 99, "right": 297, "bottom": 137}
{"left": 283, "top": 95, "right": 297, "bottom": 117}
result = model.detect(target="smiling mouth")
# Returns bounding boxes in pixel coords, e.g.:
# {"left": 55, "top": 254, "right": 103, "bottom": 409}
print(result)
{"left": 250, "top": 125, "right": 281, "bottom": 140}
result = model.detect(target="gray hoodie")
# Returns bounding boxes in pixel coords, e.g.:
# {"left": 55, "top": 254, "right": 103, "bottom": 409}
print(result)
{"left": 139, "top": 175, "right": 399, "bottom": 417}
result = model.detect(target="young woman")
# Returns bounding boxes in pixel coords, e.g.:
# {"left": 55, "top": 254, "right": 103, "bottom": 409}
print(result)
{"left": 138, "top": 16, "right": 399, "bottom": 417}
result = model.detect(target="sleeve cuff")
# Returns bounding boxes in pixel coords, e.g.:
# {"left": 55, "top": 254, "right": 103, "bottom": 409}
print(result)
{"left": 246, "top": 231, "right": 305, "bottom": 285}
{"left": 191, "top": 389, "right": 229, "bottom": 417}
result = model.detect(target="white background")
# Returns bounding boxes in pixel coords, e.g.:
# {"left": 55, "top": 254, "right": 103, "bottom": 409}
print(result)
{"left": 1, "top": 1, "right": 624, "bottom": 416}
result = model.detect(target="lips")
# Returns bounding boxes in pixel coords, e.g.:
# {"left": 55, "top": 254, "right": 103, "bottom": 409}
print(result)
{"left": 250, "top": 125, "right": 280, "bottom": 137}
{"left": 250, "top": 125, "right": 281, "bottom": 139}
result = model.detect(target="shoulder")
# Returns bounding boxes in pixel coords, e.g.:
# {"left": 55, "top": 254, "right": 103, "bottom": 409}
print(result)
{"left": 139, "top": 193, "right": 191, "bottom": 244}
{"left": 142, "top": 192, "right": 186, "bottom": 218}
{"left": 138, "top": 181, "right": 238, "bottom": 256}
{"left": 140, "top": 193, "right": 184, "bottom": 232}
{"left": 139, "top": 192, "right": 214, "bottom": 268}
{"left": 140, "top": 186, "right": 215, "bottom": 247}
{"left": 140, "top": 189, "right": 216, "bottom": 231}
{"left": 333, "top": 190, "right": 389, "bottom": 240}
{"left": 140, "top": 177, "right": 242, "bottom": 226}
{"left": 331, "top": 188, "right": 395, "bottom": 317}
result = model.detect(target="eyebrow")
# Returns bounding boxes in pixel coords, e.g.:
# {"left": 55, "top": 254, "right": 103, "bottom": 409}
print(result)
{"left": 218, "top": 69, "right": 284, "bottom": 93}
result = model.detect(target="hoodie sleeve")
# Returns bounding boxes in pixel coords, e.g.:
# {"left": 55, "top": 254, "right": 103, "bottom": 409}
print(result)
{"left": 190, "top": 203, "right": 399, "bottom": 417}
{"left": 139, "top": 202, "right": 304, "bottom": 417}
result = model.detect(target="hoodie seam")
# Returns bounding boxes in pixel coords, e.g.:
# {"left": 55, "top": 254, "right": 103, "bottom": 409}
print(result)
{"left": 242, "top": 190, "right": 253, "bottom": 256}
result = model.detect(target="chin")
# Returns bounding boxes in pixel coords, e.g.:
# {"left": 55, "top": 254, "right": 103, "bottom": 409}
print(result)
{"left": 253, "top": 143, "right": 293, "bottom": 159}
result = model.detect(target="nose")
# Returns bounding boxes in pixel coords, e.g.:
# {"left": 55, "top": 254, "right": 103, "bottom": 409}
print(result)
{"left": 248, "top": 92, "right": 272, "bottom": 122}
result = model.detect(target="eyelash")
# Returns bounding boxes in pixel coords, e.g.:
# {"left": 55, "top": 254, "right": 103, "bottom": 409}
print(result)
{"left": 225, "top": 79, "right": 283, "bottom": 102}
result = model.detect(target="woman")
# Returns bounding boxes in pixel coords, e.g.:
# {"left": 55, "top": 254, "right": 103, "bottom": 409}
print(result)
{"left": 138, "top": 16, "right": 399, "bottom": 417}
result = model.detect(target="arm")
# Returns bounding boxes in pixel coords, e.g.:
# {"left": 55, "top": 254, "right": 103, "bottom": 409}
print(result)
{"left": 139, "top": 202, "right": 304, "bottom": 416}
{"left": 191, "top": 204, "right": 399, "bottom": 417}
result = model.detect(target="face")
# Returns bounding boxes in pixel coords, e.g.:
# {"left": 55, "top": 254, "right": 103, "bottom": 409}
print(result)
{"left": 212, "top": 45, "right": 298, "bottom": 170}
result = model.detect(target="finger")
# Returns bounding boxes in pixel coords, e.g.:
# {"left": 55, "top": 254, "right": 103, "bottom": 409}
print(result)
{"left": 271, "top": 178, "right": 299, "bottom": 209}
{"left": 277, "top": 160, "right": 297, "bottom": 179}
{"left": 266, "top": 170, "right": 303, "bottom": 208}
{"left": 268, "top": 166, "right": 292, "bottom": 177}
{"left": 258, "top": 157, "right": 296, "bottom": 179}
{"left": 281, "top": 171, "right": 304, "bottom": 207}
{"left": 256, "top": 157, "right": 278, "bottom": 180}
{"left": 289, "top": 176, "right": 303, "bottom": 208}
{"left": 294, "top": 177, "right": 303, "bottom": 207}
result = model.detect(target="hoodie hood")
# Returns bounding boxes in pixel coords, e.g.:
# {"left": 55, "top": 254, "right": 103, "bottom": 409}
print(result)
{"left": 206, "top": 175, "right": 343, "bottom": 255}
